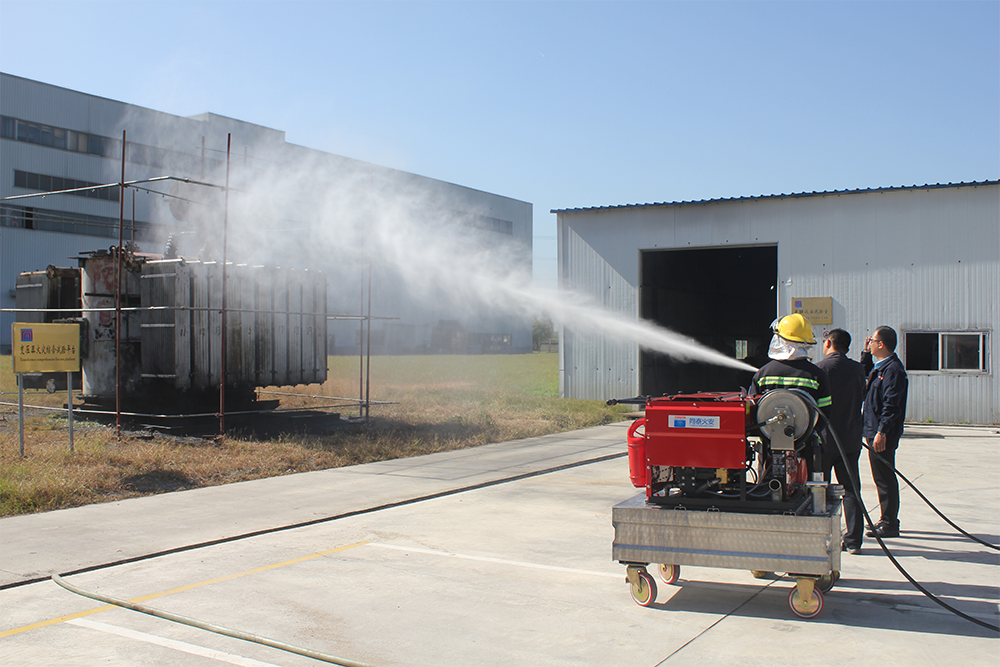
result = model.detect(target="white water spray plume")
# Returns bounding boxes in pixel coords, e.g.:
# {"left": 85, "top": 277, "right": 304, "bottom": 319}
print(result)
{"left": 154, "top": 142, "right": 756, "bottom": 375}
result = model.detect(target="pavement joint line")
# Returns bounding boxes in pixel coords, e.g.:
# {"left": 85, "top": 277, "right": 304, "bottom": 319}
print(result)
{"left": 0, "top": 541, "right": 369, "bottom": 638}
{"left": 0, "top": 450, "right": 628, "bottom": 592}
{"left": 367, "top": 542, "right": 622, "bottom": 578}
{"left": 67, "top": 618, "right": 282, "bottom": 667}
{"left": 655, "top": 579, "right": 779, "bottom": 665}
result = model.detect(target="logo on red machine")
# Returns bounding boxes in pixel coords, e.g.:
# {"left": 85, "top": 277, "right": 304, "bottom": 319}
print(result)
{"left": 669, "top": 415, "right": 720, "bottom": 429}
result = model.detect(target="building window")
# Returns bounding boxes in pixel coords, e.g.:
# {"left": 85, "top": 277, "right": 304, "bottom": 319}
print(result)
{"left": 1, "top": 203, "right": 153, "bottom": 238}
{"left": 13, "top": 170, "right": 120, "bottom": 202}
{"left": 1, "top": 115, "right": 200, "bottom": 171}
{"left": 905, "top": 331, "right": 988, "bottom": 372}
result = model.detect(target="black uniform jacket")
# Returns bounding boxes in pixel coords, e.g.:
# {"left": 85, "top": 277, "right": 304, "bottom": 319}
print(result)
{"left": 749, "top": 357, "right": 833, "bottom": 413}
{"left": 816, "top": 351, "right": 866, "bottom": 453}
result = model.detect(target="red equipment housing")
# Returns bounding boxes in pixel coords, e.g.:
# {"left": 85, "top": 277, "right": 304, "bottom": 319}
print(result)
{"left": 627, "top": 392, "right": 753, "bottom": 499}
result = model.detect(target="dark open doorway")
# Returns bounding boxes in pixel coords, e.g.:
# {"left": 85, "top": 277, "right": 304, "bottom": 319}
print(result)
{"left": 640, "top": 245, "right": 777, "bottom": 396}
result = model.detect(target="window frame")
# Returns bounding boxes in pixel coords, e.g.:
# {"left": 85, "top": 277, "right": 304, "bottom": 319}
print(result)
{"left": 904, "top": 330, "right": 990, "bottom": 374}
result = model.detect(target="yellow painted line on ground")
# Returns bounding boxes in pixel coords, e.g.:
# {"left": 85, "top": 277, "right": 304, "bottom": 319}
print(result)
{"left": 0, "top": 541, "right": 368, "bottom": 638}
{"left": 0, "top": 603, "right": 118, "bottom": 638}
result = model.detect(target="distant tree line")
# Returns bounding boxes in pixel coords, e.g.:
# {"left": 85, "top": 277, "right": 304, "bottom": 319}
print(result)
{"left": 533, "top": 317, "right": 556, "bottom": 351}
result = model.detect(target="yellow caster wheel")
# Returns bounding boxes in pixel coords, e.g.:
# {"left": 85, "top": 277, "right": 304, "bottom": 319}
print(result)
{"left": 658, "top": 563, "right": 680, "bottom": 585}
{"left": 816, "top": 571, "right": 839, "bottom": 593}
{"left": 629, "top": 571, "right": 657, "bottom": 607}
{"left": 788, "top": 585, "right": 824, "bottom": 618}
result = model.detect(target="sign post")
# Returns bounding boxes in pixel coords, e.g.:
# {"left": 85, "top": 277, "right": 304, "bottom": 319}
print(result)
{"left": 18, "top": 380, "right": 24, "bottom": 458}
{"left": 11, "top": 323, "right": 82, "bottom": 456}
{"left": 68, "top": 371, "right": 74, "bottom": 452}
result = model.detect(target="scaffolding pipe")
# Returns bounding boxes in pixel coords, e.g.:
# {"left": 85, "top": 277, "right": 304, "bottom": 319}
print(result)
{"left": 220, "top": 133, "right": 232, "bottom": 437}
{"left": 0, "top": 401, "right": 354, "bottom": 419}
{"left": 0, "top": 175, "right": 224, "bottom": 201}
{"left": 115, "top": 130, "right": 126, "bottom": 440}
{"left": 358, "top": 264, "right": 365, "bottom": 418}
{"left": 365, "top": 259, "right": 373, "bottom": 420}
{"left": 3, "top": 307, "right": 342, "bottom": 316}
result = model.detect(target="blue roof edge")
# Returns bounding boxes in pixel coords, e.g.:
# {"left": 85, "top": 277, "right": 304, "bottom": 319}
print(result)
{"left": 550, "top": 179, "right": 1000, "bottom": 214}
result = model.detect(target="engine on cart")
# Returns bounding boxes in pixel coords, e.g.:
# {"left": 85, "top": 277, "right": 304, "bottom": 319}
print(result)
{"left": 613, "top": 389, "right": 828, "bottom": 514}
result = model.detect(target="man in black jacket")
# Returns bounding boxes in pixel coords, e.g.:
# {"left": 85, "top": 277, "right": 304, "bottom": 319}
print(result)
{"left": 817, "top": 329, "right": 867, "bottom": 553}
{"left": 861, "top": 326, "right": 909, "bottom": 539}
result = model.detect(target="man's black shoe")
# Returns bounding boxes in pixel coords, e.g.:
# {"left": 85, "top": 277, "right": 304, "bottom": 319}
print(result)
{"left": 866, "top": 524, "right": 899, "bottom": 538}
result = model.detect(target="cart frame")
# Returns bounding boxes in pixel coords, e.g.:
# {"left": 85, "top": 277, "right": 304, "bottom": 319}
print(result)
{"left": 612, "top": 492, "right": 843, "bottom": 618}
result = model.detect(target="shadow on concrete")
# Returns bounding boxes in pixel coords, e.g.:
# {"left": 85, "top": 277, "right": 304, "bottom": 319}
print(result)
{"left": 120, "top": 469, "right": 193, "bottom": 493}
{"left": 645, "top": 578, "right": 998, "bottom": 639}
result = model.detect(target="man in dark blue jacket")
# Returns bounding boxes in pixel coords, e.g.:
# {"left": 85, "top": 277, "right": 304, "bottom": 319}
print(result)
{"left": 861, "top": 326, "right": 909, "bottom": 538}
{"left": 817, "top": 329, "right": 867, "bottom": 553}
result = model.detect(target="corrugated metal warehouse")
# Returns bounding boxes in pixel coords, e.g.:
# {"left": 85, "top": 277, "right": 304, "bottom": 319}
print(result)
{"left": 553, "top": 181, "right": 999, "bottom": 425}
{"left": 1, "top": 73, "right": 533, "bottom": 357}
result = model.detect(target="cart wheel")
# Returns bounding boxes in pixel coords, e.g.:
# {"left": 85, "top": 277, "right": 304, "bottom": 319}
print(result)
{"left": 788, "top": 586, "right": 824, "bottom": 618}
{"left": 629, "top": 572, "right": 657, "bottom": 607}
{"left": 816, "top": 571, "right": 839, "bottom": 593}
{"left": 658, "top": 563, "right": 680, "bottom": 585}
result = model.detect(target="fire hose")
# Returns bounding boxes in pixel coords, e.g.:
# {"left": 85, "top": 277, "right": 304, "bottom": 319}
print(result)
{"left": 819, "top": 414, "right": 1000, "bottom": 632}
{"left": 51, "top": 574, "right": 380, "bottom": 666}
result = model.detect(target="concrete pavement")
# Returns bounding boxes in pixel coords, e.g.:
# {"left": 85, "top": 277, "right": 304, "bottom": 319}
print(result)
{"left": 1, "top": 421, "right": 998, "bottom": 666}
{"left": 0, "top": 422, "right": 630, "bottom": 587}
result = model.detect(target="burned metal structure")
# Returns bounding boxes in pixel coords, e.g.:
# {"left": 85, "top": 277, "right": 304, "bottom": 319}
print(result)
{"left": 16, "top": 247, "right": 327, "bottom": 411}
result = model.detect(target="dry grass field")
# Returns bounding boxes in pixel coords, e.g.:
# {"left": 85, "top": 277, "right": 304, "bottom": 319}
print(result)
{"left": 0, "top": 354, "right": 629, "bottom": 516}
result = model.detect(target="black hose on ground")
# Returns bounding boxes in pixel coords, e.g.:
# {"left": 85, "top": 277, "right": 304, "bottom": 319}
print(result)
{"left": 862, "top": 441, "right": 999, "bottom": 552}
{"left": 820, "top": 415, "right": 999, "bottom": 633}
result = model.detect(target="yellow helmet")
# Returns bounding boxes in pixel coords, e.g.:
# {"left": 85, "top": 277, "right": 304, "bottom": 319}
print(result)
{"left": 773, "top": 313, "right": 816, "bottom": 344}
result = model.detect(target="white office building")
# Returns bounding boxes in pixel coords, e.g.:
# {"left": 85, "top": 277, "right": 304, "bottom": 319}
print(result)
{"left": 2, "top": 73, "right": 533, "bottom": 356}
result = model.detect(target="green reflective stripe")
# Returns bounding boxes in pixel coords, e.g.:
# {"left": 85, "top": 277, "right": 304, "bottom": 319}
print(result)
{"left": 757, "top": 376, "right": 821, "bottom": 391}
{"left": 817, "top": 396, "right": 833, "bottom": 407}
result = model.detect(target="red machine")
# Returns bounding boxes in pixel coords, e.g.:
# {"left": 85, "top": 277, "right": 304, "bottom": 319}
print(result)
{"left": 620, "top": 389, "right": 818, "bottom": 512}
{"left": 612, "top": 389, "right": 840, "bottom": 619}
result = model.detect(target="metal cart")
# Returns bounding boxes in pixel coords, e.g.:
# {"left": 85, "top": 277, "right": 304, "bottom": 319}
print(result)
{"left": 612, "top": 493, "right": 843, "bottom": 618}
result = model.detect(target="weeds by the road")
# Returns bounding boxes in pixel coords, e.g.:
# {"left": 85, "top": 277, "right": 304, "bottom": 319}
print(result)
{"left": 0, "top": 354, "right": 628, "bottom": 516}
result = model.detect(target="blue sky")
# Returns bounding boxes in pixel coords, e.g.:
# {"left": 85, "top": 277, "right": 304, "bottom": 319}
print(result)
{"left": 2, "top": 1, "right": 998, "bottom": 289}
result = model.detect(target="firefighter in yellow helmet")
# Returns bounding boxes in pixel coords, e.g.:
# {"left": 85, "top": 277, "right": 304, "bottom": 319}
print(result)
{"left": 749, "top": 313, "right": 833, "bottom": 413}
{"left": 748, "top": 314, "right": 833, "bottom": 494}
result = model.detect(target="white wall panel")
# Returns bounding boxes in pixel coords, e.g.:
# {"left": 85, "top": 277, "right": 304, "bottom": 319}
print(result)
{"left": 558, "top": 224, "right": 639, "bottom": 400}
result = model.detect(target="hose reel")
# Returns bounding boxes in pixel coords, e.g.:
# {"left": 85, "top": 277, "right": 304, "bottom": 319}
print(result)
{"left": 755, "top": 388, "right": 819, "bottom": 451}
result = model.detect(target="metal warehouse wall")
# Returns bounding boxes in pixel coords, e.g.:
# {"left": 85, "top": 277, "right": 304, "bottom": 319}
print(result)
{"left": 556, "top": 183, "right": 999, "bottom": 425}
{"left": 557, "top": 223, "right": 639, "bottom": 398}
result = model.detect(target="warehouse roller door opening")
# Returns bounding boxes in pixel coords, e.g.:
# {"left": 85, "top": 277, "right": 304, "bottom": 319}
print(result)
{"left": 640, "top": 245, "right": 777, "bottom": 397}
